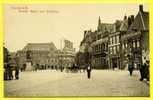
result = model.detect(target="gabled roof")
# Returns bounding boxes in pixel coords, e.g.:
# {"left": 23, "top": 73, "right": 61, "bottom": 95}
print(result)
{"left": 120, "top": 18, "right": 128, "bottom": 31}
{"left": 129, "top": 11, "right": 149, "bottom": 31}
{"left": 23, "top": 42, "right": 57, "bottom": 51}
{"left": 100, "top": 23, "right": 114, "bottom": 33}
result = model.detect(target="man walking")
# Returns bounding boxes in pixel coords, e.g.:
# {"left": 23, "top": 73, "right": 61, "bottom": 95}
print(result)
{"left": 87, "top": 64, "right": 91, "bottom": 79}
{"left": 128, "top": 62, "right": 134, "bottom": 76}
{"left": 15, "top": 65, "right": 19, "bottom": 80}
{"left": 139, "top": 60, "right": 149, "bottom": 81}
{"left": 7, "top": 63, "right": 13, "bottom": 80}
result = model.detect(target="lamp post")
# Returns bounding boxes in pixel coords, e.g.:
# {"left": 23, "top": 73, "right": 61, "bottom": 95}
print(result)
{"left": 59, "top": 54, "right": 63, "bottom": 72}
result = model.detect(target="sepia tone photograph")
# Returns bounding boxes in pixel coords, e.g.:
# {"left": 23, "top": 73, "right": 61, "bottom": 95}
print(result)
{"left": 3, "top": 4, "right": 149, "bottom": 97}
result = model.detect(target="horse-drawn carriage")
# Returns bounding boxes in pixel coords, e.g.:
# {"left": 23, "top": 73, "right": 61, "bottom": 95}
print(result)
{"left": 65, "top": 64, "right": 80, "bottom": 73}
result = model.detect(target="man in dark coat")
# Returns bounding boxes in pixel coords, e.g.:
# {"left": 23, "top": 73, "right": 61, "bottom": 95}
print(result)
{"left": 7, "top": 63, "right": 13, "bottom": 80}
{"left": 146, "top": 61, "right": 149, "bottom": 81}
{"left": 139, "top": 61, "right": 149, "bottom": 81}
{"left": 4, "top": 63, "right": 8, "bottom": 80}
{"left": 15, "top": 65, "right": 19, "bottom": 80}
{"left": 139, "top": 63, "right": 145, "bottom": 81}
{"left": 87, "top": 64, "right": 91, "bottom": 79}
{"left": 128, "top": 63, "right": 134, "bottom": 76}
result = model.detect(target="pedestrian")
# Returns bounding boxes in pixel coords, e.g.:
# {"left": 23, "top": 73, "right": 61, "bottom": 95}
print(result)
{"left": 23, "top": 63, "right": 26, "bottom": 71}
{"left": 146, "top": 60, "right": 149, "bottom": 81}
{"left": 4, "top": 63, "right": 8, "bottom": 80}
{"left": 128, "top": 62, "right": 134, "bottom": 76}
{"left": 7, "top": 63, "right": 13, "bottom": 80}
{"left": 87, "top": 64, "right": 91, "bottom": 79}
{"left": 15, "top": 65, "right": 19, "bottom": 80}
{"left": 139, "top": 63, "right": 145, "bottom": 81}
{"left": 139, "top": 61, "right": 149, "bottom": 81}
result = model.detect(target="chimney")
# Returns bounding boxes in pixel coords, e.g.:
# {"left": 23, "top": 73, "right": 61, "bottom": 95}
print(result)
{"left": 139, "top": 5, "right": 143, "bottom": 12}
{"left": 124, "top": 15, "right": 127, "bottom": 20}
{"left": 131, "top": 15, "right": 134, "bottom": 23}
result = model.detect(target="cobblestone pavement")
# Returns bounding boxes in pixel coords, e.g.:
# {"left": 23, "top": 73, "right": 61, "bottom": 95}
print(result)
{"left": 4, "top": 69, "right": 149, "bottom": 97}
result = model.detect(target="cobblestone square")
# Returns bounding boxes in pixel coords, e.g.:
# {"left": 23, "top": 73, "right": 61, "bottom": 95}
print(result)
{"left": 4, "top": 70, "right": 149, "bottom": 97}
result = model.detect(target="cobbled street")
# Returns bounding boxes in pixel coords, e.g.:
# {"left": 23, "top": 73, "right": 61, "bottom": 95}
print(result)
{"left": 4, "top": 70, "right": 149, "bottom": 97}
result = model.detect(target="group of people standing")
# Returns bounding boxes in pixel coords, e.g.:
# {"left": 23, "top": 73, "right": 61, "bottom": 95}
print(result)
{"left": 4, "top": 63, "right": 19, "bottom": 80}
{"left": 128, "top": 60, "right": 149, "bottom": 81}
{"left": 85, "top": 60, "right": 150, "bottom": 81}
{"left": 4, "top": 60, "right": 150, "bottom": 81}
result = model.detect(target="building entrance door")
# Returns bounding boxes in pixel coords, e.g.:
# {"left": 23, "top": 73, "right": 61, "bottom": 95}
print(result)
{"left": 112, "top": 58, "right": 117, "bottom": 69}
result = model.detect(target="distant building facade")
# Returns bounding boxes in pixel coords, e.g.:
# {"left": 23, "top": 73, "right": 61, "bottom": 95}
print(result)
{"left": 16, "top": 42, "right": 59, "bottom": 70}
{"left": 58, "top": 39, "right": 75, "bottom": 70}
{"left": 16, "top": 40, "right": 76, "bottom": 71}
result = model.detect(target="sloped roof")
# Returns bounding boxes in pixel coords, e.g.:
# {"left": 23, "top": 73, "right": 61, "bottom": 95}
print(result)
{"left": 129, "top": 11, "right": 149, "bottom": 31}
{"left": 98, "top": 23, "right": 114, "bottom": 34}
{"left": 23, "top": 42, "right": 57, "bottom": 51}
{"left": 101, "top": 23, "right": 114, "bottom": 33}
{"left": 120, "top": 19, "right": 128, "bottom": 31}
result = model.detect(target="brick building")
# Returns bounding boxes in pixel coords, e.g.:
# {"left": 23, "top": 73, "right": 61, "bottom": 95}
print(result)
{"left": 108, "top": 20, "right": 122, "bottom": 69}
{"left": 79, "top": 30, "right": 96, "bottom": 66}
{"left": 121, "top": 5, "right": 149, "bottom": 69}
{"left": 91, "top": 17, "right": 114, "bottom": 69}
{"left": 79, "top": 5, "right": 149, "bottom": 70}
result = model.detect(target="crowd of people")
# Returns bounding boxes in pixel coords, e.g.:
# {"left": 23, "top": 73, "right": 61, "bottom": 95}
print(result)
{"left": 4, "top": 63, "right": 19, "bottom": 80}
{"left": 128, "top": 60, "right": 149, "bottom": 81}
{"left": 4, "top": 61, "right": 149, "bottom": 82}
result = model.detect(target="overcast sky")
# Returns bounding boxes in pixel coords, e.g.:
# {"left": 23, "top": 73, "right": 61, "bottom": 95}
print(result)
{"left": 4, "top": 4, "right": 149, "bottom": 52}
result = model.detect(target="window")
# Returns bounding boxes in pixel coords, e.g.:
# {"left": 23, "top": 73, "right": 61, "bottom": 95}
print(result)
{"left": 105, "top": 43, "right": 107, "bottom": 51}
{"left": 98, "top": 34, "right": 101, "bottom": 40}
{"left": 103, "top": 44, "right": 105, "bottom": 50}
{"left": 122, "top": 44, "right": 124, "bottom": 49}
{"left": 130, "top": 47, "right": 132, "bottom": 52}
{"left": 110, "top": 47, "right": 112, "bottom": 54}
{"left": 137, "top": 40, "right": 140, "bottom": 47}
{"left": 116, "top": 35, "right": 119, "bottom": 43}
{"left": 114, "top": 46, "right": 116, "bottom": 54}
{"left": 125, "top": 43, "right": 127, "bottom": 48}
{"left": 101, "top": 44, "right": 103, "bottom": 51}
{"left": 113, "top": 36, "right": 116, "bottom": 44}
{"left": 133, "top": 41, "right": 136, "bottom": 48}
{"left": 117, "top": 45, "right": 120, "bottom": 52}
{"left": 95, "top": 45, "right": 97, "bottom": 52}
{"left": 98, "top": 44, "right": 100, "bottom": 52}
{"left": 110, "top": 37, "right": 112, "bottom": 45}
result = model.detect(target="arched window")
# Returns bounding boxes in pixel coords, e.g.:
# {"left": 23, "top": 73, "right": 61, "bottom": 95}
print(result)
{"left": 114, "top": 46, "right": 116, "bottom": 54}
{"left": 133, "top": 41, "right": 136, "bottom": 48}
